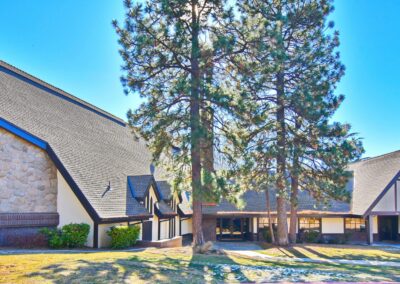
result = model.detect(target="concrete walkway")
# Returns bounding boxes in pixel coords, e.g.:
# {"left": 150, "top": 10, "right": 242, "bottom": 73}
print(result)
{"left": 0, "top": 247, "right": 153, "bottom": 255}
{"left": 214, "top": 242, "right": 400, "bottom": 268}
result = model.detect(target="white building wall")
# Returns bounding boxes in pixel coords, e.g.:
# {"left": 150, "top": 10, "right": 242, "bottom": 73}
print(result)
{"left": 147, "top": 186, "right": 159, "bottom": 241}
{"left": 373, "top": 215, "right": 378, "bottom": 234}
{"left": 372, "top": 185, "right": 396, "bottom": 212}
{"left": 98, "top": 222, "right": 143, "bottom": 248}
{"left": 397, "top": 181, "right": 400, "bottom": 212}
{"left": 159, "top": 220, "right": 170, "bottom": 240}
{"left": 180, "top": 218, "right": 192, "bottom": 235}
{"left": 321, "top": 218, "right": 344, "bottom": 234}
{"left": 252, "top": 218, "right": 258, "bottom": 233}
{"left": 57, "top": 170, "right": 94, "bottom": 247}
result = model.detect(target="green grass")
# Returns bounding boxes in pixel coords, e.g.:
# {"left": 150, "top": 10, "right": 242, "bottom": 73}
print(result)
{"left": 0, "top": 246, "right": 399, "bottom": 283}
{"left": 258, "top": 243, "right": 400, "bottom": 262}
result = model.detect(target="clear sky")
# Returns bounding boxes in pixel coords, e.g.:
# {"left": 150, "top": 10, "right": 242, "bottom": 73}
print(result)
{"left": 0, "top": 0, "right": 399, "bottom": 158}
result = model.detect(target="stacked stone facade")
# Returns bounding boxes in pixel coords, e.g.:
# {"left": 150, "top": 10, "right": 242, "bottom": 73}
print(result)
{"left": 0, "top": 128, "right": 57, "bottom": 213}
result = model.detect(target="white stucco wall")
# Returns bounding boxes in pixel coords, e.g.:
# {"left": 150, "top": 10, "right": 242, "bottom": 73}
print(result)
{"left": 57, "top": 170, "right": 94, "bottom": 247}
{"left": 373, "top": 215, "right": 378, "bottom": 234}
{"left": 180, "top": 218, "right": 192, "bottom": 235}
{"left": 159, "top": 220, "right": 170, "bottom": 240}
{"left": 372, "top": 185, "right": 396, "bottom": 212}
{"left": 397, "top": 181, "right": 400, "bottom": 212}
{"left": 147, "top": 185, "right": 159, "bottom": 241}
{"left": 321, "top": 218, "right": 344, "bottom": 234}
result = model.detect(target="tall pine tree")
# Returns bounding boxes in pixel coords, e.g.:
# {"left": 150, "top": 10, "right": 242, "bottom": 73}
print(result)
{"left": 236, "top": 0, "right": 363, "bottom": 245}
{"left": 114, "top": 0, "right": 244, "bottom": 247}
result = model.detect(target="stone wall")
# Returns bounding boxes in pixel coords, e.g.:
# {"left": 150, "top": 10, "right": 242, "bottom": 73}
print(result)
{"left": 0, "top": 128, "right": 57, "bottom": 213}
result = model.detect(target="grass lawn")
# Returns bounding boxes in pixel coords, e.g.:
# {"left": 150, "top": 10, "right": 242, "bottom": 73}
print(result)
{"left": 1, "top": 246, "right": 400, "bottom": 283}
{"left": 258, "top": 243, "right": 400, "bottom": 263}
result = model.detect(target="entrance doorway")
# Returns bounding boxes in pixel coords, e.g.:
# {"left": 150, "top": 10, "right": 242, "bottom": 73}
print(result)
{"left": 142, "top": 220, "right": 152, "bottom": 241}
{"left": 216, "top": 218, "right": 249, "bottom": 241}
{"left": 378, "top": 216, "right": 398, "bottom": 241}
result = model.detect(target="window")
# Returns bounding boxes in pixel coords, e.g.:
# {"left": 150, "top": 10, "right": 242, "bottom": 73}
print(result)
{"left": 299, "top": 218, "right": 321, "bottom": 232}
{"left": 345, "top": 218, "right": 366, "bottom": 232}
{"left": 258, "top": 218, "right": 277, "bottom": 230}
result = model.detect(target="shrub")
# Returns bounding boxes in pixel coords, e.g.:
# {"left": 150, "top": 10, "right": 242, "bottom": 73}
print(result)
{"left": 107, "top": 225, "right": 140, "bottom": 249}
{"left": 61, "top": 223, "right": 90, "bottom": 248}
{"left": 261, "top": 227, "right": 275, "bottom": 243}
{"left": 299, "top": 229, "right": 320, "bottom": 243}
{"left": 40, "top": 223, "right": 90, "bottom": 248}
{"left": 39, "top": 227, "right": 64, "bottom": 248}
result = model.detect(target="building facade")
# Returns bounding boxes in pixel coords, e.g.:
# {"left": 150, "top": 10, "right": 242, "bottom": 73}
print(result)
{"left": 1, "top": 60, "right": 399, "bottom": 248}
{"left": 0, "top": 61, "right": 192, "bottom": 248}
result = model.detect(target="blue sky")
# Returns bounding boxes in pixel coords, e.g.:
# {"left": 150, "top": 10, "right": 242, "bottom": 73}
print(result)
{"left": 0, "top": 0, "right": 399, "bottom": 158}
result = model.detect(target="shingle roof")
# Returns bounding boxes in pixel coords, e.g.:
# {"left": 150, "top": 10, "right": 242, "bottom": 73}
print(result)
{"left": 128, "top": 175, "right": 154, "bottom": 199}
{"left": 202, "top": 189, "right": 350, "bottom": 216}
{"left": 156, "top": 181, "right": 173, "bottom": 200}
{"left": 348, "top": 151, "right": 400, "bottom": 215}
{"left": 0, "top": 61, "right": 165, "bottom": 221}
{"left": 155, "top": 201, "right": 177, "bottom": 218}
{"left": 178, "top": 203, "right": 193, "bottom": 217}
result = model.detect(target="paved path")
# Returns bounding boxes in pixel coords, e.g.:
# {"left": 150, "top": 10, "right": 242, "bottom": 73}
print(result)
{"left": 214, "top": 242, "right": 400, "bottom": 268}
{"left": 0, "top": 247, "right": 153, "bottom": 255}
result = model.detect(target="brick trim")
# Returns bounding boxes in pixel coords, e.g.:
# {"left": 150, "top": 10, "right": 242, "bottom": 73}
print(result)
{"left": 0, "top": 213, "right": 59, "bottom": 228}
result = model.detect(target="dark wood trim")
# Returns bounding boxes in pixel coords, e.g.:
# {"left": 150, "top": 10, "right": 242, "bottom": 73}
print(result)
{"left": 369, "top": 211, "right": 400, "bottom": 216}
{"left": 203, "top": 213, "right": 360, "bottom": 218}
{"left": 158, "top": 219, "right": 161, "bottom": 240}
{"left": 364, "top": 171, "right": 400, "bottom": 217}
{"left": 98, "top": 215, "right": 151, "bottom": 224}
{"left": 47, "top": 144, "right": 100, "bottom": 222}
{"left": 93, "top": 222, "right": 98, "bottom": 248}
{"left": 256, "top": 217, "right": 259, "bottom": 241}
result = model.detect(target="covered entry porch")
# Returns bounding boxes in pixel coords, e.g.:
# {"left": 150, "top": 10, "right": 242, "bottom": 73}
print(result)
{"left": 367, "top": 214, "right": 400, "bottom": 244}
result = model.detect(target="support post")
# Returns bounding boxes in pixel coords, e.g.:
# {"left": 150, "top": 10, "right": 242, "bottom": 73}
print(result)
{"left": 367, "top": 215, "right": 374, "bottom": 245}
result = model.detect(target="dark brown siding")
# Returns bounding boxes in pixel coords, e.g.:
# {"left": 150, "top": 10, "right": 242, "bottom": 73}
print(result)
{"left": 202, "top": 217, "right": 216, "bottom": 242}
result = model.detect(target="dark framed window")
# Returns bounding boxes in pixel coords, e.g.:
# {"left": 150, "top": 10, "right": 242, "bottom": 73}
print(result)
{"left": 299, "top": 218, "right": 321, "bottom": 232}
{"left": 258, "top": 218, "right": 277, "bottom": 230}
{"left": 345, "top": 218, "right": 366, "bottom": 232}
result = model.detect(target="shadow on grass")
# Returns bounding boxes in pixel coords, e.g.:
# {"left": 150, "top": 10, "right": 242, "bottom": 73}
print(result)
{"left": 26, "top": 250, "right": 251, "bottom": 283}
{"left": 302, "top": 246, "right": 400, "bottom": 263}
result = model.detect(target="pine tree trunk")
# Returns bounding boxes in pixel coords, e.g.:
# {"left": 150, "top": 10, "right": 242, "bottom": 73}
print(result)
{"left": 275, "top": 71, "right": 289, "bottom": 246}
{"left": 201, "top": 62, "right": 215, "bottom": 202}
{"left": 266, "top": 188, "right": 275, "bottom": 244}
{"left": 289, "top": 119, "right": 301, "bottom": 244}
{"left": 190, "top": 0, "right": 204, "bottom": 247}
{"left": 289, "top": 175, "right": 298, "bottom": 243}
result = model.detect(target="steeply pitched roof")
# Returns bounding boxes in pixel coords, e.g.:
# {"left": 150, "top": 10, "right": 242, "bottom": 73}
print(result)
{"left": 156, "top": 181, "right": 173, "bottom": 200}
{"left": 0, "top": 61, "right": 164, "bottom": 221}
{"left": 128, "top": 175, "right": 154, "bottom": 199}
{"left": 348, "top": 150, "right": 400, "bottom": 215}
{"left": 155, "top": 201, "right": 177, "bottom": 218}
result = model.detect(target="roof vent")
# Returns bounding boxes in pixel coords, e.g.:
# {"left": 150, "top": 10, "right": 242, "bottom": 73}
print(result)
{"left": 102, "top": 181, "right": 112, "bottom": 197}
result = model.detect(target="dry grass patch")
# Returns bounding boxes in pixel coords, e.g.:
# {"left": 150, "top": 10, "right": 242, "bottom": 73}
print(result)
{"left": 258, "top": 243, "right": 400, "bottom": 262}
{"left": 0, "top": 246, "right": 399, "bottom": 283}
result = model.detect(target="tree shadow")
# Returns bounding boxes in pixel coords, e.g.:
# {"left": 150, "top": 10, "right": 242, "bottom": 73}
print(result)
{"left": 26, "top": 250, "right": 253, "bottom": 283}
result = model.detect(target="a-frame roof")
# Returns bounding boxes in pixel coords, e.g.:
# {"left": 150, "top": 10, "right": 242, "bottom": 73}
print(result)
{"left": 0, "top": 60, "right": 166, "bottom": 221}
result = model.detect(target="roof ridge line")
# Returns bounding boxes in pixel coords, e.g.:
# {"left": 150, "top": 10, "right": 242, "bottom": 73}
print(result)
{"left": 0, "top": 60, "right": 126, "bottom": 126}
{"left": 351, "top": 149, "right": 400, "bottom": 165}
